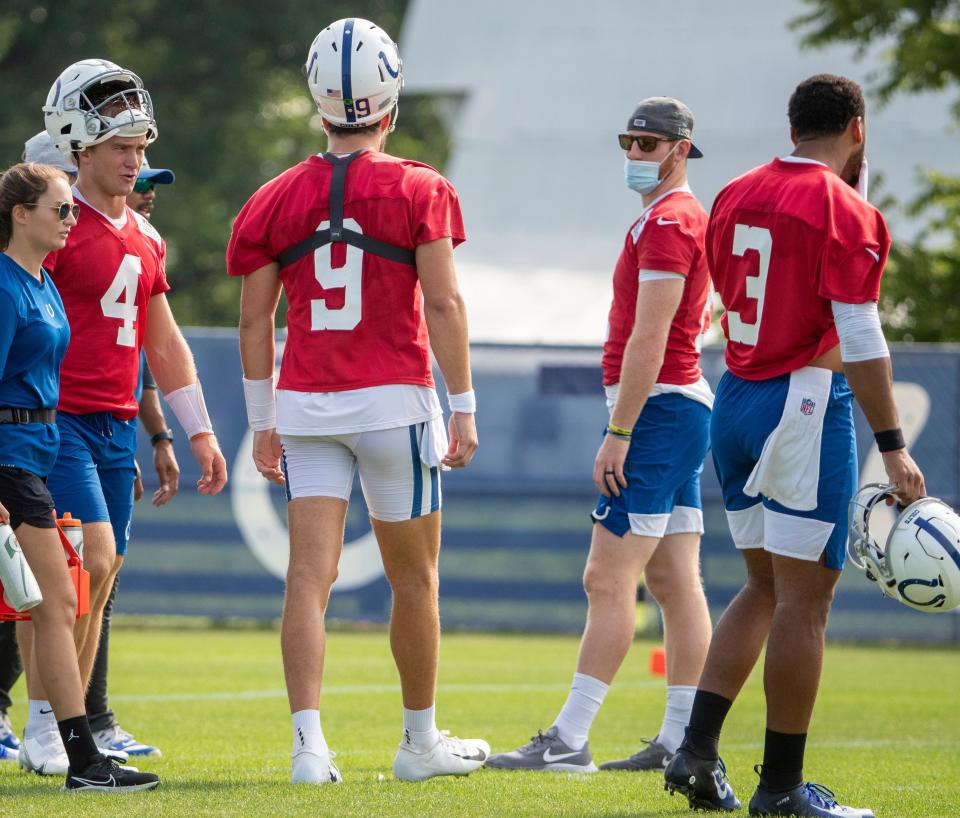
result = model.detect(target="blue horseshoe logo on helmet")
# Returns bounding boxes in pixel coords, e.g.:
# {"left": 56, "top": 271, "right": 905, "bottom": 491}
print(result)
{"left": 378, "top": 51, "right": 400, "bottom": 78}
{"left": 897, "top": 576, "right": 946, "bottom": 608}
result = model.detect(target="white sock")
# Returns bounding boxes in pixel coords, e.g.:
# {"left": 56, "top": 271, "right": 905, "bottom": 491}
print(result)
{"left": 292, "top": 709, "right": 327, "bottom": 755}
{"left": 402, "top": 705, "right": 440, "bottom": 749}
{"left": 658, "top": 685, "right": 697, "bottom": 753}
{"left": 553, "top": 673, "right": 609, "bottom": 750}
{"left": 26, "top": 699, "right": 55, "bottom": 735}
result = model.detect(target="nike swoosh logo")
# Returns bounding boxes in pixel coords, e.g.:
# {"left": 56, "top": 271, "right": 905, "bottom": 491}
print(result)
{"left": 865, "top": 247, "right": 880, "bottom": 262}
{"left": 452, "top": 750, "right": 487, "bottom": 761}
{"left": 657, "top": 217, "right": 680, "bottom": 226}
{"left": 543, "top": 748, "right": 581, "bottom": 762}
{"left": 72, "top": 774, "right": 115, "bottom": 786}
{"left": 39, "top": 708, "right": 53, "bottom": 715}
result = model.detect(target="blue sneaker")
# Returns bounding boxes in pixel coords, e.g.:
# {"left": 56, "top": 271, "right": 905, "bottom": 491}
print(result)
{"left": 664, "top": 747, "right": 741, "bottom": 811}
{"left": 0, "top": 743, "right": 18, "bottom": 763}
{"left": 749, "top": 781, "right": 875, "bottom": 817}
{"left": 0, "top": 712, "right": 20, "bottom": 752}
{"left": 94, "top": 724, "right": 162, "bottom": 758}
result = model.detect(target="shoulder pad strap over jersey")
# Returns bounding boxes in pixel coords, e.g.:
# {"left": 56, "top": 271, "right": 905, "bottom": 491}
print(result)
{"left": 277, "top": 150, "right": 416, "bottom": 270}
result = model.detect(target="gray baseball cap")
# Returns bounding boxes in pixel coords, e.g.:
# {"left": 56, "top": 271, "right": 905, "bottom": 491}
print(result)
{"left": 626, "top": 97, "right": 703, "bottom": 158}
{"left": 23, "top": 131, "right": 78, "bottom": 175}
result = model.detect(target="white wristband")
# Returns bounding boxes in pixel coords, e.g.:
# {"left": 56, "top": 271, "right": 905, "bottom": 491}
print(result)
{"left": 163, "top": 382, "right": 214, "bottom": 439}
{"left": 448, "top": 389, "right": 476, "bottom": 414}
{"left": 242, "top": 376, "right": 277, "bottom": 431}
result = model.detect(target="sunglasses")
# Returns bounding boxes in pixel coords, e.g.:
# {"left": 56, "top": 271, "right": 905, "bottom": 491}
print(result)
{"left": 23, "top": 202, "right": 80, "bottom": 221}
{"left": 133, "top": 179, "right": 156, "bottom": 194}
{"left": 618, "top": 133, "right": 679, "bottom": 153}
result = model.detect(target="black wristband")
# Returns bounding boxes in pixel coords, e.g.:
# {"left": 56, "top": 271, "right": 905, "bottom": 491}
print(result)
{"left": 874, "top": 428, "right": 905, "bottom": 452}
{"left": 150, "top": 429, "right": 174, "bottom": 447}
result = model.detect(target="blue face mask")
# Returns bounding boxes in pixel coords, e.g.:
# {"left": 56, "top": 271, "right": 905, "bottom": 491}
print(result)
{"left": 623, "top": 142, "right": 680, "bottom": 195}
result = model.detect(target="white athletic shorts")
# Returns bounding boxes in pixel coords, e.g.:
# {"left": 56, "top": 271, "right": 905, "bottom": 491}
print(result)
{"left": 279, "top": 421, "right": 443, "bottom": 522}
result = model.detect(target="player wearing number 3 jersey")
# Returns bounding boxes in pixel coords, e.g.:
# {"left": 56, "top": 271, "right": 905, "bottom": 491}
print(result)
{"left": 664, "top": 76, "right": 925, "bottom": 817}
{"left": 18, "top": 59, "right": 228, "bottom": 772}
{"left": 227, "top": 18, "right": 485, "bottom": 785}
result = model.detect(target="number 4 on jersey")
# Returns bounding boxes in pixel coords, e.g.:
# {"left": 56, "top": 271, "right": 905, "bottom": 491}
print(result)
{"left": 726, "top": 224, "right": 772, "bottom": 347}
{"left": 100, "top": 254, "right": 141, "bottom": 347}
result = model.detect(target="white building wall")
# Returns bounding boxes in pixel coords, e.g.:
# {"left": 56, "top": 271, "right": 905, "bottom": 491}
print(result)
{"left": 400, "top": 0, "right": 959, "bottom": 343}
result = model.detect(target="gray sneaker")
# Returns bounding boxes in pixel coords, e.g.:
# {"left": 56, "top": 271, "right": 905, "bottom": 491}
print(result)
{"left": 485, "top": 726, "right": 597, "bottom": 772}
{"left": 600, "top": 735, "right": 673, "bottom": 772}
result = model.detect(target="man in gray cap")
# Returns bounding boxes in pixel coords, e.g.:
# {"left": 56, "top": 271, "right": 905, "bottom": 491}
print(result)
{"left": 126, "top": 158, "right": 174, "bottom": 219}
{"left": 487, "top": 97, "right": 715, "bottom": 775}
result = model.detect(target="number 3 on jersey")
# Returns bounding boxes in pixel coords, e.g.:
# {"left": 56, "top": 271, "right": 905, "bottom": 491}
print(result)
{"left": 726, "top": 224, "right": 772, "bottom": 347}
{"left": 311, "top": 218, "right": 363, "bottom": 331}
{"left": 100, "top": 254, "right": 141, "bottom": 347}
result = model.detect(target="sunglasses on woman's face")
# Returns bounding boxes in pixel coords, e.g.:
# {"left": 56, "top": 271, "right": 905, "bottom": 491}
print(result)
{"left": 23, "top": 202, "right": 80, "bottom": 221}
{"left": 618, "top": 133, "right": 678, "bottom": 153}
{"left": 133, "top": 179, "right": 156, "bottom": 194}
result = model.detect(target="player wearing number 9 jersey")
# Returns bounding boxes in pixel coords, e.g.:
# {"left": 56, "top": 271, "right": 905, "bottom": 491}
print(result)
{"left": 228, "top": 18, "right": 486, "bottom": 786}
{"left": 19, "top": 60, "right": 229, "bottom": 769}
{"left": 664, "top": 76, "right": 925, "bottom": 817}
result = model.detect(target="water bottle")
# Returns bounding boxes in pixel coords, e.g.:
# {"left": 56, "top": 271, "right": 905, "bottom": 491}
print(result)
{"left": 58, "top": 512, "right": 84, "bottom": 561}
{"left": 0, "top": 523, "right": 43, "bottom": 612}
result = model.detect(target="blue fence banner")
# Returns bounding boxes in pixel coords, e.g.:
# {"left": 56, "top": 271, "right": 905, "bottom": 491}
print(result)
{"left": 121, "top": 331, "right": 960, "bottom": 643}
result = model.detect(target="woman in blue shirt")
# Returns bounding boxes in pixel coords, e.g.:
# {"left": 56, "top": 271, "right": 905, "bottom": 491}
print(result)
{"left": 0, "top": 162, "right": 156, "bottom": 792}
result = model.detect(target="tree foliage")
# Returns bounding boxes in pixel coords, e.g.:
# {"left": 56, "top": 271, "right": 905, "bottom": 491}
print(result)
{"left": 0, "top": 1, "right": 451, "bottom": 326}
{"left": 793, "top": 0, "right": 960, "bottom": 340}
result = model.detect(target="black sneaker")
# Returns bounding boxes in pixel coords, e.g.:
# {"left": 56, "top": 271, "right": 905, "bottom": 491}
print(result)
{"left": 600, "top": 735, "right": 673, "bottom": 772}
{"left": 664, "top": 747, "right": 741, "bottom": 812}
{"left": 63, "top": 756, "right": 160, "bottom": 792}
{"left": 749, "top": 781, "right": 874, "bottom": 817}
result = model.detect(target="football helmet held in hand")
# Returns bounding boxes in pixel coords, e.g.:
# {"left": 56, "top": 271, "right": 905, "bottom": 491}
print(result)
{"left": 848, "top": 483, "right": 960, "bottom": 612}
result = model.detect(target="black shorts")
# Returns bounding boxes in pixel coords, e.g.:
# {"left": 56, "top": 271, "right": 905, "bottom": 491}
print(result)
{"left": 0, "top": 467, "right": 57, "bottom": 531}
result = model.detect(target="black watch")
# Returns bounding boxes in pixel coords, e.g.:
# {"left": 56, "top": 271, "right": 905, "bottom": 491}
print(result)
{"left": 151, "top": 429, "right": 174, "bottom": 447}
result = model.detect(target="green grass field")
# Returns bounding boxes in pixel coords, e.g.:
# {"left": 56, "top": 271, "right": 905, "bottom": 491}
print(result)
{"left": 1, "top": 628, "right": 957, "bottom": 817}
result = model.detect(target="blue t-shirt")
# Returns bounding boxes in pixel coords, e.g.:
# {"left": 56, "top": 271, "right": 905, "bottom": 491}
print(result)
{"left": 0, "top": 252, "right": 70, "bottom": 477}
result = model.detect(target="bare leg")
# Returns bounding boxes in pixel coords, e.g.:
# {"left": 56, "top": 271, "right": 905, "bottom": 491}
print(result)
{"left": 576, "top": 524, "right": 658, "bottom": 684}
{"left": 764, "top": 555, "right": 839, "bottom": 732}
{"left": 15, "top": 524, "right": 84, "bottom": 720}
{"left": 281, "top": 497, "right": 346, "bottom": 713}
{"left": 697, "top": 548, "right": 776, "bottom": 700}
{"left": 644, "top": 532, "right": 712, "bottom": 685}
{"left": 372, "top": 513, "right": 441, "bottom": 710}
{"left": 73, "top": 522, "right": 119, "bottom": 690}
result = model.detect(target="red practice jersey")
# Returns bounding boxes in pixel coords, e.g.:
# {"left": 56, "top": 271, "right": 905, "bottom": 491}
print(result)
{"left": 45, "top": 202, "right": 169, "bottom": 419}
{"left": 708, "top": 158, "right": 890, "bottom": 380}
{"left": 226, "top": 151, "right": 466, "bottom": 393}
{"left": 602, "top": 189, "right": 712, "bottom": 387}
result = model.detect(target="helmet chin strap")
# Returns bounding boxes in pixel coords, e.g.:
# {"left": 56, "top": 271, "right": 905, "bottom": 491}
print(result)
{"left": 387, "top": 103, "right": 399, "bottom": 134}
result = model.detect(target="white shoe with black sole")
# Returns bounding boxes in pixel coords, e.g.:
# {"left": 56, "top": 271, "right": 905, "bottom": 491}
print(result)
{"left": 63, "top": 756, "right": 159, "bottom": 792}
{"left": 393, "top": 729, "right": 489, "bottom": 781}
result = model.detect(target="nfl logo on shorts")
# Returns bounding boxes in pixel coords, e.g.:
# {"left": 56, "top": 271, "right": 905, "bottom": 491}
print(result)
{"left": 800, "top": 398, "right": 816, "bottom": 416}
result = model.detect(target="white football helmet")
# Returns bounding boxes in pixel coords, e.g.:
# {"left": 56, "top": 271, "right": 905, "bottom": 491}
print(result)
{"left": 43, "top": 59, "right": 157, "bottom": 155}
{"left": 848, "top": 483, "right": 960, "bottom": 612}
{"left": 305, "top": 18, "right": 403, "bottom": 130}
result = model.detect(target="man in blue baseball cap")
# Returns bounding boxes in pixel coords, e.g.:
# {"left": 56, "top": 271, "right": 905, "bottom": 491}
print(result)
{"left": 126, "top": 157, "right": 174, "bottom": 219}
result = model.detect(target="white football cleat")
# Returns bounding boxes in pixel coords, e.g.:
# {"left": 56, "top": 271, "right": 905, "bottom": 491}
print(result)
{"left": 18, "top": 725, "right": 68, "bottom": 776}
{"left": 291, "top": 748, "right": 342, "bottom": 784}
{"left": 393, "top": 730, "right": 489, "bottom": 782}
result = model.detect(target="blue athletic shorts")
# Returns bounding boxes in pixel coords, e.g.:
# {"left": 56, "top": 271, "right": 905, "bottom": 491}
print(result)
{"left": 46, "top": 411, "right": 137, "bottom": 556}
{"left": 592, "top": 393, "right": 710, "bottom": 539}
{"left": 710, "top": 369, "right": 856, "bottom": 570}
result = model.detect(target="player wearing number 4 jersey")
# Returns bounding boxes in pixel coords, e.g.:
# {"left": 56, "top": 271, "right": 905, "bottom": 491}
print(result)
{"left": 13, "top": 59, "right": 228, "bottom": 776}
{"left": 228, "top": 18, "right": 486, "bottom": 784}
{"left": 664, "top": 76, "right": 925, "bottom": 818}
